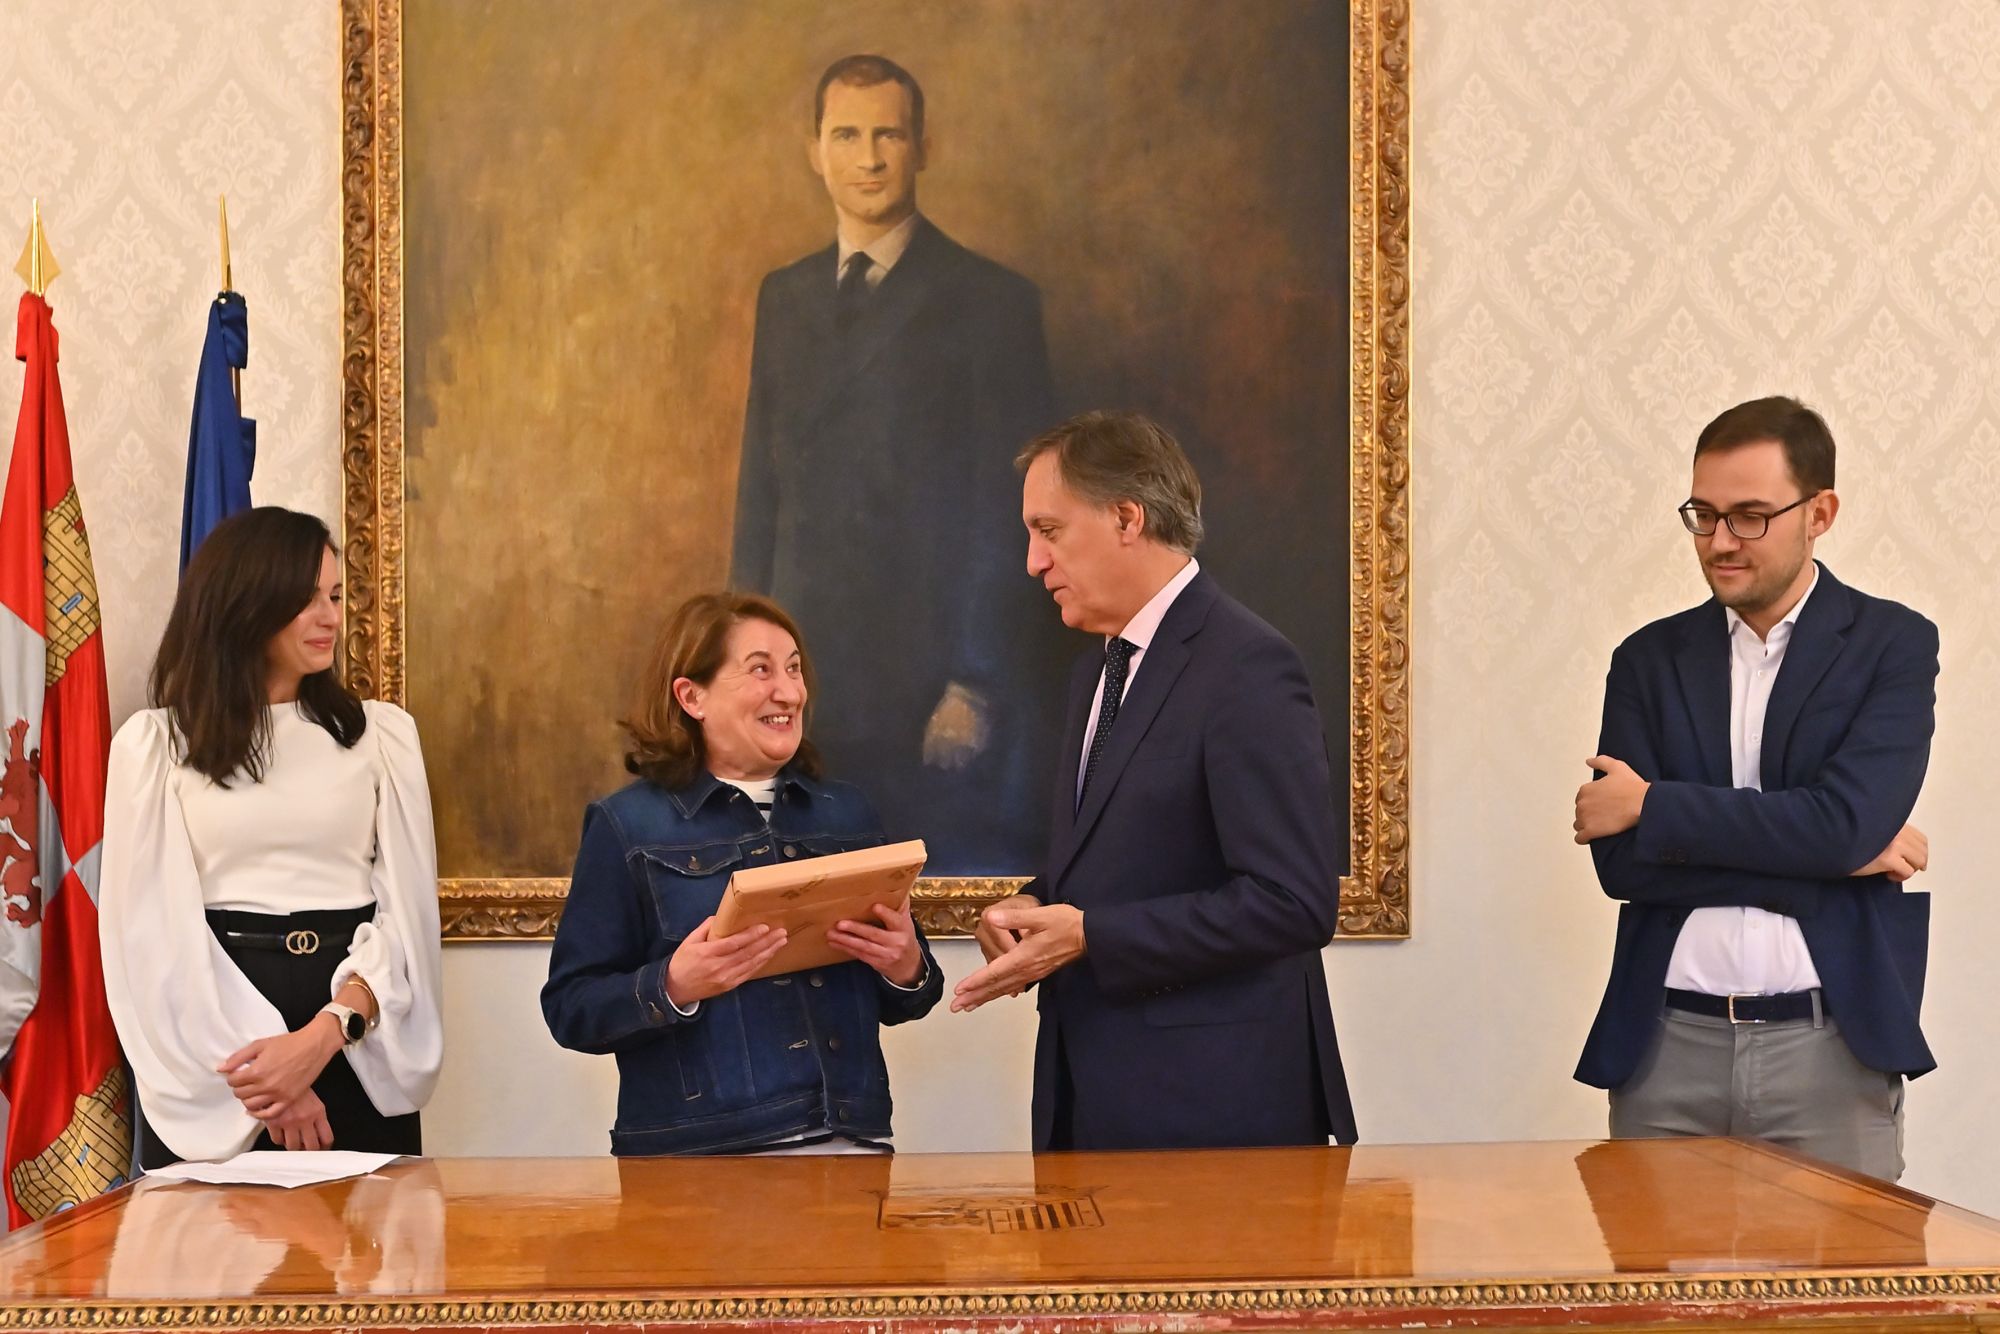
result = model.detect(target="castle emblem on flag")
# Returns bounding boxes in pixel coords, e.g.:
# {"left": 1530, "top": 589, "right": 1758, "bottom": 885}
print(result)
{"left": 41, "top": 486, "right": 98, "bottom": 686}
{"left": 6, "top": 1067, "right": 129, "bottom": 1218}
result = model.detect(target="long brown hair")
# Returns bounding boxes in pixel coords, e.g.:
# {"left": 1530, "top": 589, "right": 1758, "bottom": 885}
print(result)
{"left": 149, "top": 507, "right": 366, "bottom": 784}
{"left": 622, "top": 591, "right": 821, "bottom": 790}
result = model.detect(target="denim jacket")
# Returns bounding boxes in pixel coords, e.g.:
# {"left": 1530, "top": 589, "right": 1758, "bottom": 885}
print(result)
{"left": 541, "top": 767, "right": 944, "bottom": 1155}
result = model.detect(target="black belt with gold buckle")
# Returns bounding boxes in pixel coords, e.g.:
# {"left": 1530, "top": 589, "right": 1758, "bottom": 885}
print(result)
{"left": 1665, "top": 987, "right": 1823, "bottom": 1024}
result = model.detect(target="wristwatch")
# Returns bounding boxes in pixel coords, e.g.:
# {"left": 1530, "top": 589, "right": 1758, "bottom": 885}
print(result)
{"left": 319, "top": 1002, "right": 367, "bottom": 1045}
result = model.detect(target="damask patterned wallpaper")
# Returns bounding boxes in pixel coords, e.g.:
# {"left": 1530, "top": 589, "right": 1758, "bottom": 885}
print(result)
{"left": 0, "top": 1, "right": 341, "bottom": 721}
{"left": 1400, "top": 0, "right": 2000, "bottom": 1207}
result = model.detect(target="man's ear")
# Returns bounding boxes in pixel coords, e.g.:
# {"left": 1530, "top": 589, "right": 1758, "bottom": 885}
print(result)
{"left": 1113, "top": 501, "right": 1147, "bottom": 544}
{"left": 1808, "top": 489, "right": 1840, "bottom": 539}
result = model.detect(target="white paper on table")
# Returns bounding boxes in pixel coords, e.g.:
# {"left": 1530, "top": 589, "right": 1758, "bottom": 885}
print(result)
{"left": 145, "top": 1150, "right": 403, "bottom": 1189}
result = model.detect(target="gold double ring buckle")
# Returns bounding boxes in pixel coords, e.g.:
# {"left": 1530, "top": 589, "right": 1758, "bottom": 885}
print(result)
{"left": 285, "top": 930, "right": 320, "bottom": 956}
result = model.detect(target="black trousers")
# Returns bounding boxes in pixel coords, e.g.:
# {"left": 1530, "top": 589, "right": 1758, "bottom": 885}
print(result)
{"left": 138, "top": 904, "right": 421, "bottom": 1170}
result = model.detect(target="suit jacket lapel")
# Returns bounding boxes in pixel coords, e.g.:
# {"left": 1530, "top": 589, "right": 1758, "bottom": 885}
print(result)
{"left": 1047, "top": 575, "right": 1215, "bottom": 891}
{"left": 1046, "top": 653, "right": 1097, "bottom": 847}
{"left": 1672, "top": 604, "right": 1733, "bottom": 788}
{"left": 1760, "top": 564, "right": 1852, "bottom": 790}
{"left": 795, "top": 220, "right": 954, "bottom": 434}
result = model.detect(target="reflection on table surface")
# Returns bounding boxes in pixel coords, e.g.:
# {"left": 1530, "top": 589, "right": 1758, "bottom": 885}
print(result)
{"left": 2, "top": 1138, "right": 1996, "bottom": 1303}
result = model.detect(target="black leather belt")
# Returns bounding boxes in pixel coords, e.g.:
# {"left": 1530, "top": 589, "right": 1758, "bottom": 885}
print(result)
{"left": 205, "top": 905, "right": 374, "bottom": 957}
{"left": 1665, "top": 987, "right": 1824, "bottom": 1024}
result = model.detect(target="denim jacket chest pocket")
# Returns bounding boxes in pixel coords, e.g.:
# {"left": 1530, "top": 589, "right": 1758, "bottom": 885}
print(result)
{"left": 635, "top": 840, "right": 749, "bottom": 945}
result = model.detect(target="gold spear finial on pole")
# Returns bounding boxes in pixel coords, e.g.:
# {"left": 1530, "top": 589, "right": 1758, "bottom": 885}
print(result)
{"left": 219, "top": 195, "right": 241, "bottom": 409}
{"left": 15, "top": 198, "right": 60, "bottom": 296}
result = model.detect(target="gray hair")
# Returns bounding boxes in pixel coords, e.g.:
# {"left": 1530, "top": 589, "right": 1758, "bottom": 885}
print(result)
{"left": 1015, "top": 411, "right": 1204, "bottom": 555}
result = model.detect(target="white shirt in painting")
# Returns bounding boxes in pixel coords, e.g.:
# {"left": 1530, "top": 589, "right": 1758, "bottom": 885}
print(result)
{"left": 834, "top": 211, "right": 922, "bottom": 291}
{"left": 1665, "top": 566, "right": 1824, "bottom": 996}
{"left": 99, "top": 700, "right": 444, "bottom": 1162}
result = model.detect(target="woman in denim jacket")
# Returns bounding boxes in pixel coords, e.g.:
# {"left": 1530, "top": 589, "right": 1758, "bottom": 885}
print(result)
{"left": 542, "top": 592, "right": 944, "bottom": 1155}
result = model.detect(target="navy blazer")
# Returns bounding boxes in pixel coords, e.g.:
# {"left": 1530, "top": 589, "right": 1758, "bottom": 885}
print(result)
{"left": 1028, "top": 571, "right": 1357, "bottom": 1150}
{"left": 1575, "top": 563, "right": 1939, "bottom": 1089}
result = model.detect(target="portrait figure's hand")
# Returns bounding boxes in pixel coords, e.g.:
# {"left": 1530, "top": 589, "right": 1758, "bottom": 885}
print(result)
{"left": 828, "top": 901, "right": 925, "bottom": 986}
{"left": 1852, "top": 823, "right": 1929, "bottom": 882}
{"left": 666, "top": 917, "right": 788, "bottom": 1008}
{"left": 923, "top": 682, "right": 990, "bottom": 770}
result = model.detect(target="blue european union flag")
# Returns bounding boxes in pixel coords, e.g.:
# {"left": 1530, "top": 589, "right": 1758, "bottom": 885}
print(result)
{"left": 178, "top": 291, "right": 255, "bottom": 574}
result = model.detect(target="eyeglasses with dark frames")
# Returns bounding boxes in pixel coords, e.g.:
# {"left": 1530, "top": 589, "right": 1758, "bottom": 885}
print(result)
{"left": 1677, "top": 492, "right": 1820, "bottom": 540}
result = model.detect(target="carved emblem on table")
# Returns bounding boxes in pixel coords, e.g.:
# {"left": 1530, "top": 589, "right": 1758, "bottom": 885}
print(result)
{"left": 878, "top": 1185, "right": 1104, "bottom": 1233}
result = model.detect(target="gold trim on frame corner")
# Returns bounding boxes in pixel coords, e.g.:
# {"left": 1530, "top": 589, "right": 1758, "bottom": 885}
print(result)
{"left": 339, "top": 0, "right": 1411, "bottom": 943}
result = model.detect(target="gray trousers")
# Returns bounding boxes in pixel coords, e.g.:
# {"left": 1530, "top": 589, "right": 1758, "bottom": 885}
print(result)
{"left": 1608, "top": 1005, "right": 1905, "bottom": 1181}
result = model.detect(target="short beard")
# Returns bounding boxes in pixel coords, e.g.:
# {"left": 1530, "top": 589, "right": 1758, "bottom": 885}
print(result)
{"left": 1705, "top": 547, "right": 1809, "bottom": 619}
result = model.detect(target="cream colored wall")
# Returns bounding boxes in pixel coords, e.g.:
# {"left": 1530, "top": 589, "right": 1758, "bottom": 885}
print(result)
{"left": 6, "top": 0, "right": 2000, "bottom": 1214}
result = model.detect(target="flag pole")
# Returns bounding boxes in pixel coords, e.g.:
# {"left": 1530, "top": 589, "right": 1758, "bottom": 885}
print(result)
{"left": 219, "top": 196, "right": 240, "bottom": 410}
{"left": 14, "top": 199, "right": 60, "bottom": 297}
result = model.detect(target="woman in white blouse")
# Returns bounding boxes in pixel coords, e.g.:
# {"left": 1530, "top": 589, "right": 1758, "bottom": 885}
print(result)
{"left": 100, "top": 507, "right": 442, "bottom": 1166}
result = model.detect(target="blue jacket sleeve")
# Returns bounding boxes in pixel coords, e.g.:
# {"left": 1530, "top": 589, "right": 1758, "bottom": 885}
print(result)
{"left": 541, "top": 804, "right": 694, "bottom": 1054}
{"left": 1083, "top": 635, "right": 1341, "bottom": 999}
{"left": 1631, "top": 616, "right": 1938, "bottom": 878}
{"left": 1588, "top": 641, "right": 1842, "bottom": 915}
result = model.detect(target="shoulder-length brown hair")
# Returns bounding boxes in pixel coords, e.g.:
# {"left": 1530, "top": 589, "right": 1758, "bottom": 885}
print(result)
{"left": 149, "top": 507, "right": 366, "bottom": 784}
{"left": 622, "top": 591, "right": 822, "bottom": 790}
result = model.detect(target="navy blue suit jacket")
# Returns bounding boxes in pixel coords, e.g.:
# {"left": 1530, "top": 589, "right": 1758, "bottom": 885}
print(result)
{"left": 1575, "top": 563, "right": 1939, "bottom": 1089}
{"left": 1028, "top": 571, "right": 1357, "bottom": 1150}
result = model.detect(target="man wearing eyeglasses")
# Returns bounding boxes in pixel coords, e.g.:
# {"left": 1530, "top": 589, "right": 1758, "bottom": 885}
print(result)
{"left": 1571, "top": 395, "right": 1938, "bottom": 1181}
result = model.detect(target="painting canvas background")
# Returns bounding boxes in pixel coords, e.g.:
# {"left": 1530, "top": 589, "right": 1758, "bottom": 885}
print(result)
{"left": 402, "top": 0, "right": 1350, "bottom": 880}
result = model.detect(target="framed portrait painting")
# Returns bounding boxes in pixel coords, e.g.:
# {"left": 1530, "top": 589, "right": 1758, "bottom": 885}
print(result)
{"left": 338, "top": 0, "right": 1410, "bottom": 940}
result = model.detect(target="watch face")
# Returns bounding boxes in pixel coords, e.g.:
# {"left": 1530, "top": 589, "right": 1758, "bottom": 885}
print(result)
{"left": 343, "top": 1011, "right": 367, "bottom": 1042}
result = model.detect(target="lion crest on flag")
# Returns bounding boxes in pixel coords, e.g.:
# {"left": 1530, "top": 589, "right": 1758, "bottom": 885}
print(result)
{"left": 0, "top": 718, "right": 39, "bottom": 929}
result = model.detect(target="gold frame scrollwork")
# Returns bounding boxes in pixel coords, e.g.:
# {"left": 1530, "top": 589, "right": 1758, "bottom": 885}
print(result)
{"left": 339, "top": 0, "right": 1411, "bottom": 942}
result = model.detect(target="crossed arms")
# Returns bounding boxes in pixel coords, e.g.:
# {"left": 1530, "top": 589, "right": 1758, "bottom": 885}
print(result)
{"left": 1572, "top": 621, "right": 1938, "bottom": 911}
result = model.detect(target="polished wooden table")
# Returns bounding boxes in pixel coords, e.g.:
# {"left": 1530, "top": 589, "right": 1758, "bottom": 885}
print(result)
{"left": 6, "top": 1139, "right": 2000, "bottom": 1331}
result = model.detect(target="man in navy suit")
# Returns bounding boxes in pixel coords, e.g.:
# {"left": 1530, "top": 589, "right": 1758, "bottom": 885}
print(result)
{"left": 731, "top": 55, "right": 1059, "bottom": 871}
{"left": 954, "top": 411, "right": 1356, "bottom": 1152}
{"left": 1573, "top": 396, "right": 1938, "bottom": 1180}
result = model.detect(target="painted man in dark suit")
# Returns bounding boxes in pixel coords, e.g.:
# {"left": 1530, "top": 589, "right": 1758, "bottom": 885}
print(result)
{"left": 1573, "top": 396, "right": 1938, "bottom": 1180}
{"left": 731, "top": 55, "right": 1059, "bottom": 870}
{"left": 954, "top": 411, "right": 1356, "bottom": 1152}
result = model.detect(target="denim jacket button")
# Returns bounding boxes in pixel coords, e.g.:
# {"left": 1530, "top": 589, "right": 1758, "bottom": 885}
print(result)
{"left": 782, "top": 845, "right": 799, "bottom": 858}
{"left": 827, "top": 1036, "right": 843, "bottom": 1051}
{"left": 838, "top": 1109, "right": 850, "bottom": 1122}
{"left": 809, "top": 973, "right": 824, "bottom": 988}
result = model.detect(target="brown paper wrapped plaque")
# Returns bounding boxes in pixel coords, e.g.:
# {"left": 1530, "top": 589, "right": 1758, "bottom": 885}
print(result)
{"left": 713, "top": 839, "right": 928, "bottom": 980}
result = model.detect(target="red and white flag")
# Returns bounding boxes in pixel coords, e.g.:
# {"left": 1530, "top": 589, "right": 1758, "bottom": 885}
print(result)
{"left": 0, "top": 290, "right": 130, "bottom": 1227}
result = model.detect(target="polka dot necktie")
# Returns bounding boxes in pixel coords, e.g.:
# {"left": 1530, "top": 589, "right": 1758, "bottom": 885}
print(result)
{"left": 1078, "top": 637, "right": 1137, "bottom": 811}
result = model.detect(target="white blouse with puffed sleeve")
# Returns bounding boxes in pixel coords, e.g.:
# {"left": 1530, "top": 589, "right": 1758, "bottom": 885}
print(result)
{"left": 99, "top": 700, "right": 444, "bottom": 1162}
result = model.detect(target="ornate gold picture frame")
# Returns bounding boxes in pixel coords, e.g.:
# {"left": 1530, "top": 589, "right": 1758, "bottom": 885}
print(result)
{"left": 337, "top": 0, "right": 1409, "bottom": 941}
